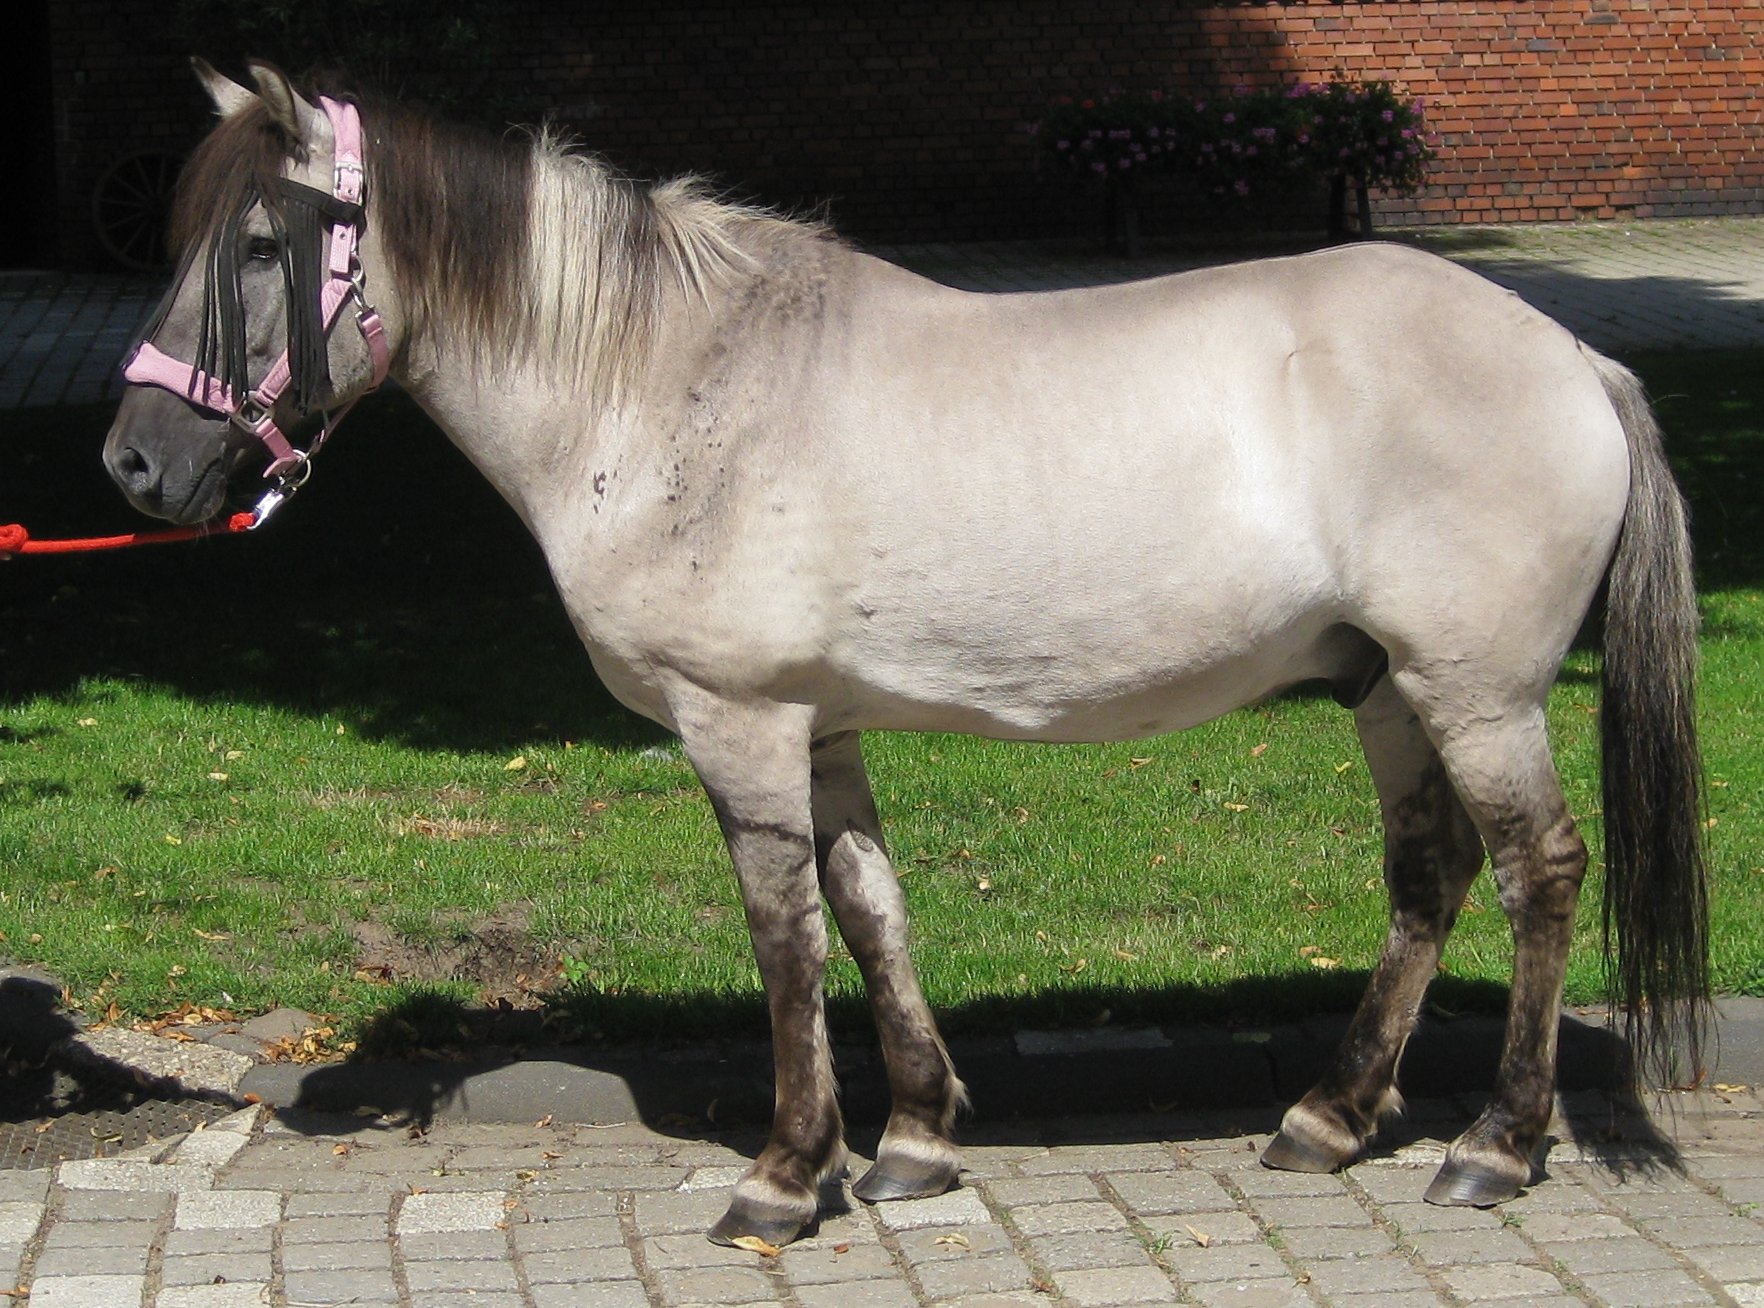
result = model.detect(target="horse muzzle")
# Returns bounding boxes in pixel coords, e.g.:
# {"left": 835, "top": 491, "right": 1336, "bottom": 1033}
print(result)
{"left": 103, "top": 387, "right": 241, "bottom": 525}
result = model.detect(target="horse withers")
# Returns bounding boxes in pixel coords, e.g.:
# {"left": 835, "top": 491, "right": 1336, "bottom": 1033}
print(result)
{"left": 104, "top": 60, "right": 1709, "bottom": 1247}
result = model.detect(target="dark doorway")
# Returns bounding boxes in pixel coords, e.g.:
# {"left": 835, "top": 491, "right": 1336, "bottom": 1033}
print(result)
{"left": 1, "top": 2, "right": 57, "bottom": 268}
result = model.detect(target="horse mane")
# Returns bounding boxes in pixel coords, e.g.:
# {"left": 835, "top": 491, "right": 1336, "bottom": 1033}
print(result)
{"left": 170, "top": 79, "right": 830, "bottom": 405}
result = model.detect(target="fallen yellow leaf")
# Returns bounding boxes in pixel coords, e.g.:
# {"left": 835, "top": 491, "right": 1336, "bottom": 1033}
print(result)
{"left": 1184, "top": 1224, "right": 1212, "bottom": 1247}
{"left": 728, "top": 1235, "right": 782, "bottom": 1257}
{"left": 505, "top": 756, "right": 528, "bottom": 771}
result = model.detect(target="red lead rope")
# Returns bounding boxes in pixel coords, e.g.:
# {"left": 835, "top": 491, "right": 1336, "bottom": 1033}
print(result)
{"left": 0, "top": 512, "right": 257, "bottom": 558}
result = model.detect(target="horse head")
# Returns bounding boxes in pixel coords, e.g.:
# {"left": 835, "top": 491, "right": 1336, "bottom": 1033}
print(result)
{"left": 104, "top": 60, "right": 400, "bottom": 525}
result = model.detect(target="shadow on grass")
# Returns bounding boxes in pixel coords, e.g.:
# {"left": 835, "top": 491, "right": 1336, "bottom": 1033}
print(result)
{"left": 272, "top": 970, "right": 1680, "bottom": 1186}
{"left": 0, "top": 395, "right": 665, "bottom": 753}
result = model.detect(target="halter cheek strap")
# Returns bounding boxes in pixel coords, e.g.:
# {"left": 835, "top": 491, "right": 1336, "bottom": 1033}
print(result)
{"left": 122, "top": 96, "right": 389, "bottom": 523}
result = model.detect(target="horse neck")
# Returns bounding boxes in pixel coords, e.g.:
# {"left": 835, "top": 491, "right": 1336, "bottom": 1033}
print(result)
{"left": 379, "top": 141, "right": 812, "bottom": 525}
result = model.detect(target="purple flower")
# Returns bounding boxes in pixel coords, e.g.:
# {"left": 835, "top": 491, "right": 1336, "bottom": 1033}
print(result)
{"left": 1382, "top": 109, "right": 1395, "bottom": 122}
{"left": 1223, "top": 112, "right": 1237, "bottom": 124}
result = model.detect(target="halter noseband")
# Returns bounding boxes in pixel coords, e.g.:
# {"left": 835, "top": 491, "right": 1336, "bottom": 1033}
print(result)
{"left": 122, "top": 96, "right": 389, "bottom": 524}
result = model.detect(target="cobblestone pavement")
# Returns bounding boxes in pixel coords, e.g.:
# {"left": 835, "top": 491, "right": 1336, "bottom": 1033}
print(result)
{"left": 0, "top": 1086, "right": 1760, "bottom": 1307}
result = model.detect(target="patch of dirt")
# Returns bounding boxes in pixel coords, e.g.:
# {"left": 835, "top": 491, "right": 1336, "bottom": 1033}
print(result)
{"left": 350, "top": 907, "right": 561, "bottom": 1005}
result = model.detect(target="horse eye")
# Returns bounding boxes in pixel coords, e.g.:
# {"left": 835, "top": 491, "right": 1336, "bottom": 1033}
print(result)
{"left": 247, "top": 236, "right": 280, "bottom": 262}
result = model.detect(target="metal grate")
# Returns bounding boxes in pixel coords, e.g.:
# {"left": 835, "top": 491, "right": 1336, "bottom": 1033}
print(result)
{"left": 0, "top": 1057, "right": 239, "bottom": 1170}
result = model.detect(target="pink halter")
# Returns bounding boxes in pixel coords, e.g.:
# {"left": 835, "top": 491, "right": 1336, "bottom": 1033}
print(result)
{"left": 122, "top": 96, "right": 389, "bottom": 521}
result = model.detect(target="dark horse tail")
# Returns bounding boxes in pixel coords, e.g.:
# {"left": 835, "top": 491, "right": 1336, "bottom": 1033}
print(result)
{"left": 1590, "top": 350, "right": 1711, "bottom": 1090}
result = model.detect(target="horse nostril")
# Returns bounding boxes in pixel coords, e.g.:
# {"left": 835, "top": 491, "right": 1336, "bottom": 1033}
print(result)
{"left": 112, "top": 444, "right": 150, "bottom": 485}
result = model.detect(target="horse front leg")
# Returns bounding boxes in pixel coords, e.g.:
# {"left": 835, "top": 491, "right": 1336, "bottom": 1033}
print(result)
{"left": 1265, "top": 677, "right": 1485, "bottom": 1173}
{"left": 675, "top": 696, "right": 846, "bottom": 1247}
{"left": 811, "top": 732, "right": 966, "bottom": 1202}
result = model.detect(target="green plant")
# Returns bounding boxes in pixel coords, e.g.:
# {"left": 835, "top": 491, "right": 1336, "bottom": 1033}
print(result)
{"left": 1033, "top": 78, "right": 1435, "bottom": 199}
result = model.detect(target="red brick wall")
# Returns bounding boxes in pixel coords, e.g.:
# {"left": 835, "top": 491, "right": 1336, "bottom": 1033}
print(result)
{"left": 48, "top": 1, "right": 1764, "bottom": 264}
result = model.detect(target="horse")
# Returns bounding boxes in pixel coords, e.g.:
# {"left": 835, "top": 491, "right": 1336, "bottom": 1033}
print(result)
{"left": 104, "top": 60, "right": 1709, "bottom": 1248}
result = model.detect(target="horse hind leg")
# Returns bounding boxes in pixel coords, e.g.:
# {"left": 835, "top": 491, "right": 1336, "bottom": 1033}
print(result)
{"left": 811, "top": 733, "right": 967, "bottom": 1203}
{"left": 1264, "top": 675, "right": 1485, "bottom": 1174}
{"left": 1420, "top": 696, "right": 1588, "bottom": 1206}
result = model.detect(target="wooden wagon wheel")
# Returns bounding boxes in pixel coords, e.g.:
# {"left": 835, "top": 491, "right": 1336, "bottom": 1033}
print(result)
{"left": 91, "top": 149, "right": 184, "bottom": 270}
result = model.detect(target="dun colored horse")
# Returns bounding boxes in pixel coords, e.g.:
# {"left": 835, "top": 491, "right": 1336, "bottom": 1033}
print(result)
{"left": 105, "top": 61, "right": 1708, "bottom": 1246}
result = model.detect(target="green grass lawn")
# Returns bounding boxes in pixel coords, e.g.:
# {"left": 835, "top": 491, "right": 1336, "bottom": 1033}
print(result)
{"left": 1, "top": 350, "right": 1759, "bottom": 1046}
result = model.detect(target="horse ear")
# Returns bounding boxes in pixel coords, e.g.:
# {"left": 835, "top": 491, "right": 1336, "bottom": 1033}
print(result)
{"left": 192, "top": 57, "right": 257, "bottom": 119}
{"left": 245, "top": 59, "right": 326, "bottom": 145}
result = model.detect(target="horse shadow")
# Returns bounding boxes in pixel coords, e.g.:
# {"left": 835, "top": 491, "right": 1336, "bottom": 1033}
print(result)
{"left": 266, "top": 976, "right": 1685, "bottom": 1191}
{"left": 0, "top": 970, "right": 240, "bottom": 1134}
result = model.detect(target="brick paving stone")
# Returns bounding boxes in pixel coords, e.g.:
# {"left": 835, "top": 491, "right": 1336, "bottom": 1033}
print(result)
{"left": 519, "top": 1190, "right": 621, "bottom": 1220}
{"left": 158, "top": 1248, "right": 274, "bottom": 1287}
{"left": 1187, "top": 1277, "right": 1312, "bottom": 1308}
{"left": 1026, "top": 1230, "right": 1157, "bottom": 1273}
{"left": 1008, "top": 1200, "right": 1129, "bottom": 1237}
{"left": 913, "top": 1252, "right": 1036, "bottom": 1300}
{"left": 1300, "top": 1253, "right": 1437, "bottom": 1297}
{"left": 1330, "top": 1293, "right": 1453, "bottom": 1308}
{"left": 32, "top": 1242, "right": 152, "bottom": 1276}
{"left": 893, "top": 1224, "right": 1018, "bottom": 1264}
{"left": 1229, "top": 1168, "right": 1348, "bottom": 1199}
{"left": 653, "top": 1263, "right": 787, "bottom": 1303}
{"left": 1251, "top": 1194, "right": 1369, "bottom": 1227}
{"left": 646, "top": 1231, "right": 761, "bottom": 1269}
{"left": 1408, "top": 1226, "right": 1532, "bottom": 1266}
{"left": 633, "top": 1187, "right": 735, "bottom": 1233}
{"left": 38, "top": 1218, "right": 159, "bottom": 1249}
{"left": 1374, "top": 1199, "right": 1506, "bottom": 1235}
{"left": 1612, "top": 1192, "right": 1747, "bottom": 1221}
{"left": 0, "top": 1173, "right": 50, "bottom": 1204}
{"left": 1728, "top": 1284, "right": 1764, "bottom": 1307}
{"left": 161, "top": 1228, "right": 274, "bottom": 1257}
{"left": 512, "top": 1214, "right": 627, "bottom": 1251}
{"left": 868, "top": 1188, "right": 992, "bottom": 1230}
{"left": 1547, "top": 1235, "right": 1681, "bottom": 1275}
{"left": 796, "top": 1279, "right": 918, "bottom": 1308}
{"left": 1105, "top": 1169, "right": 1238, "bottom": 1213}
{"left": 0, "top": 1203, "right": 44, "bottom": 1245}
{"left": 1142, "top": 1211, "right": 1263, "bottom": 1246}
{"left": 985, "top": 1174, "right": 1100, "bottom": 1206}
{"left": 56, "top": 1160, "right": 213, "bottom": 1192}
{"left": 531, "top": 1283, "right": 650, "bottom": 1308}
{"left": 1643, "top": 1214, "right": 1764, "bottom": 1247}
{"left": 1273, "top": 1224, "right": 1398, "bottom": 1260}
{"left": 402, "top": 1257, "right": 521, "bottom": 1294}
{"left": 1055, "top": 1262, "right": 1179, "bottom": 1305}
{"left": 278, "top": 1186, "right": 393, "bottom": 1221}
{"left": 282, "top": 1214, "right": 390, "bottom": 1243}
{"left": 521, "top": 1243, "right": 643, "bottom": 1283}
{"left": 1162, "top": 1240, "right": 1290, "bottom": 1283}
{"left": 281, "top": 1266, "right": 400, "bottom": 1303}
{"left": 173, "top": 1190, "right": 281, "bottom": 1229}
{"left": 156, "top": 1286, "right": 274, "bottom": 1308}
{"left": 1684, "top": 1244, "right": 1764, "bottom": 1279}
{"left": 1517, "top": 1210, "right": 1634, "bottom": 1241}
{"left": 280, "top": 1241, "right": 394, "bottom": 1272}
{"left": 1578, "top": 1268, "right": 1717, "bottom": 1306}
{"left": 525, "top": 1165, "right": 688, "bottom": 1192}
{"left": 55, "top": 1192, "right": 173, "bottom": 1222}
{"left": 400, "top": 1229, "right": 509, "bottom": 1261}
{"left": 26, "top": 1275, "right": 147, "bottom": 1308}
{"left": 780, "top": 1240, "right": 897, "bottom": 1283}
{"left": 1437, "top": 1262, "right": 1570, "bottom": 1300}
{"left": 396, "top": 1190, "right": 509, "bottom": 1233}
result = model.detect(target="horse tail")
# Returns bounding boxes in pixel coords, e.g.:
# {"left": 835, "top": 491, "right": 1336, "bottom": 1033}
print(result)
{"left": 1589, "top": 349, "right": 1711, "bottom": 1090}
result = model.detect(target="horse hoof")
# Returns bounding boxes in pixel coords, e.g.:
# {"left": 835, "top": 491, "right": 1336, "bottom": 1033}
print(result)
{"left": 852, "top": 1154, "right": 960, "bottom": 1203}
{"left": 1423, "top": 1158, "right": 1525, "bottom": 1207}
{"left": 1260, "top": 1128, "right": 1347, "bottom": 1174}
{"left": 707, "top": 1204, "right": 808, "bottom": 1249}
